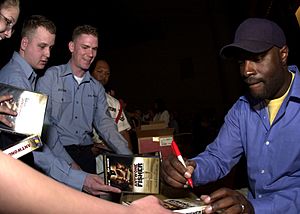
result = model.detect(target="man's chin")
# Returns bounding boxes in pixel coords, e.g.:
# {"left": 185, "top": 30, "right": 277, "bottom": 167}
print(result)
{"left": 250, "top": 91, "right": 266, "bottom": 100}
{"left": 35, "top": 66, "right": 46, "bottom": 70}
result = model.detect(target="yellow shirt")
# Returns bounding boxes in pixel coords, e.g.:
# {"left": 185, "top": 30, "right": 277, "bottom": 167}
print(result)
{"left": 266, "top": 72, "right": 295, "bottom": 124}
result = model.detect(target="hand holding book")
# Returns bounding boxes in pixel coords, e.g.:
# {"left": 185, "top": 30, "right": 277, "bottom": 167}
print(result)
{"left": 0, "top": 83, "right": 48, "bottom": 136}
{"left": 0, "top": 94, "right": 17, "bottom": 127}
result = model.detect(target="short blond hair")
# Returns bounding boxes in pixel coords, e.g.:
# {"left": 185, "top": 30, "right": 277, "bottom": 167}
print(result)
{"left": 21, "top": 15, "right": 56, "bottom": 39}
{"left": 72, "top": 25, "right": 98, "bottom": 42}
{"left": 0, "top": 0, "right": 19, "bottom": 9}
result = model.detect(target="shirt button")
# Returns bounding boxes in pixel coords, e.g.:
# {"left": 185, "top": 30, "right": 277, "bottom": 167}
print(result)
{"left": 258, "top": 195, "right": 262, "bottom": 198}
{"left": 76, "top": 101, "right": 79, "bottom": 104}
{"left": 75, "top": 116, "right": 77, "bottom": 119}
{"left": 261, "top": 169, "right": 265, "bottom": 174}
{"left": 265, "top": 141, "right": 270, "bottom": 145}
{"left": 75, "top": 131, "right": 78, "bottom": 134}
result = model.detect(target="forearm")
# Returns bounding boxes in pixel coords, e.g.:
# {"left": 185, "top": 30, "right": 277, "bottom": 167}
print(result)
{"left": 0, "top": 152, "right": 130, "bottom": 214}
{"left": 95, "top": 90, "right": 132, "bottom": 155}
{"left": 95, "top": 124, "right": 132, "bottom": 155}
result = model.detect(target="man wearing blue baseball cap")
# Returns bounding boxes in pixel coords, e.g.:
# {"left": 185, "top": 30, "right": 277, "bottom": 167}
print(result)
{"left": 161, "top": 18, "right": 300, "bottom": 213}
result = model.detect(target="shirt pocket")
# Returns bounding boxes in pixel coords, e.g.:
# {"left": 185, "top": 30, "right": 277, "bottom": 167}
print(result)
{"left": 82, "top": 94, "right": 97, "bottom": 122}
{"left": 51, "top": 90, "right": 73, "bottom": 119}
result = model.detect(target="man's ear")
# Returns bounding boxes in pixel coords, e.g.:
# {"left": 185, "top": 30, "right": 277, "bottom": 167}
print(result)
{"left": 280, "top": 45, "right": 289, "bottom": 66}
{"left": 20, "top": 37, "right": 29, "bottom": 50}
{"left": 68, "top": 41, "right": 74, "bottom": 53}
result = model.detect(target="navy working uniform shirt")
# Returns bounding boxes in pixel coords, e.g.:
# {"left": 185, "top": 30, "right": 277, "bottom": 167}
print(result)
{"left": 35, "top": 61, "right": 132, "bottom": 167}
{"left": 192, "top": 65, "right": 300, "bottom": 213}
{"left": 0, "top": 51, "right": 85, "bottom": 190}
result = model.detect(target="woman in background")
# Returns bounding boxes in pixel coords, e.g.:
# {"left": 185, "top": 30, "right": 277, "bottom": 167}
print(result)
{"left": 0, "top": 0, "right": 19, "bottom": 126}
{"left": 152, "top": 98, "right": 170, "bottom": 127}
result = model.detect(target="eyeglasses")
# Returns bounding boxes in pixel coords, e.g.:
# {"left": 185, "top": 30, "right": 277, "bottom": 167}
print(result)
{"left": 0, "top": 13, "right": 14, "bottom": 32}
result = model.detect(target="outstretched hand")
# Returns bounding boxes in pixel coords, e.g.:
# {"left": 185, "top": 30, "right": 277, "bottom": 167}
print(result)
{"left": 83, "top": 174, "right": 122, "bottom": 196}
{"left": 200, "top": 187, "right": 254, "bottom": 214}
{"left": 130, "top": 195, "right": 173, "bottom": 214}
{"left": 161, "top": 154, "right": 196, "bottom": 188}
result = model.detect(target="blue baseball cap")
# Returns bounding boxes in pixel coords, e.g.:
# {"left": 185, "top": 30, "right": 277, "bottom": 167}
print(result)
{"left": 220, "top": 18, "right": 286, "bottom": 59}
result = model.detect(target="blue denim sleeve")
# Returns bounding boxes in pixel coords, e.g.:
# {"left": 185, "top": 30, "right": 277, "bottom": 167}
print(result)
{"left": 93, "top": 85, "right": 132, "bottom": 155}
{"left": 249, "top": 191, "right": 300, "bottom": 213}
{"left": 33, "top": 144, "right": 86, "bottom": 190}
{"left": 191, "top": 102, "right": 244, "bottom": 185}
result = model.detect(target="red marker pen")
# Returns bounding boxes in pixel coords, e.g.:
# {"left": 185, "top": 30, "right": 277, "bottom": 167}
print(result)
{"left": 171, "top": 140, "right": 194, "bottom": 188}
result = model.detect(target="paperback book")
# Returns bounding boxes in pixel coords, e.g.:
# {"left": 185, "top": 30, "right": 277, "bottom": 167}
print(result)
{"left": 102, "top": 153, "right": 160, "bottom": 194}
{"left": 0, "top": 83, "right": 48, "bottom": 136}
{"left": 121, "top": 197, "right": 206, "bottom": 214}
{"left": 163, "top": 198, "right": 206, "bottom": 214}
{"left": 3, "top": 134, "right": 43, "bottom": 159}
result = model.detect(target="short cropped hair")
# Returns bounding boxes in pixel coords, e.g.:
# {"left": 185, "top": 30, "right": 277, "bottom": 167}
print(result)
{"left": 21, "top": 15, "right": 56, "bottom": 39}
{"left": 72, "top": 25, "right": 98, "bottom": 41}
{"left": 0, "top": 0, "right": 19, "bottom": 9}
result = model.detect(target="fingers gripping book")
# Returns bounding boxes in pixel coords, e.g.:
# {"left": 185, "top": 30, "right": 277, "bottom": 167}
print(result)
{"left": 0, "top": 83, "right": 48, "bottom": 136}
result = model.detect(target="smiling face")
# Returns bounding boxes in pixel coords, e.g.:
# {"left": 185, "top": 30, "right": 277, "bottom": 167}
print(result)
{"left": 0, "top": 3, "right": 19, "bottom": 40}
{"left": 20, "top": 26, "right": 55, "bottom": 70}
{"left": 238, "top": 46, "right": 290, "bottom": 100}
{"left": 69, "top": 33, "right": 98, "bottom": 76}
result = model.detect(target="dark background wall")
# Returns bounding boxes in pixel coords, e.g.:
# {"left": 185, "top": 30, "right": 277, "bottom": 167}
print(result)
{"left": 0, "top": 0, "right": 299, "bottom": 131}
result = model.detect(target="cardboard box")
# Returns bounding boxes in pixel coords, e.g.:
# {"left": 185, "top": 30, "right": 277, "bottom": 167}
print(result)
{"left": 137, "top": 128, "right": 174, "bottom": 159}
{"left": 140, "top": 121, "right": 167, "bottom": 131}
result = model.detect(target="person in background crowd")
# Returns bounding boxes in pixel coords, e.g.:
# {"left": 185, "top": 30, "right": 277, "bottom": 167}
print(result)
{"left": 36, "top": 25, "right": 132, "bottom": 196}
{"left": 168, "top": 110, "right": 179, "bottom": 135}
{"left": 161, "top": 18, "right": 300, "bottom": 213}
{"left": 152, "top": 98, "right": 170, "bottom": 127}
{"left": 91, "top": 59, "right": 132, "bottom": 150}
{"left": 142, "top": 108, "right": 154, "bottom": 124}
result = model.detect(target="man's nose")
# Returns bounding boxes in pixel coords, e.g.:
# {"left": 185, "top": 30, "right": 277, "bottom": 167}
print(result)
{"left": 241, "top": 60, "right": 255, "bottom": 77}
{"left": 44, "top": 48, "right": 51, "bottom": 57}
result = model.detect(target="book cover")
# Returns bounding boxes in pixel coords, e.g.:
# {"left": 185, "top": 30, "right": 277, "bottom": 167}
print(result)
{"left": 0, "top": 83, "right": 48, "bottom": 136}
{"left": 163, "top": 198, "right": 206, "bottom": 214}
{"left": 102, "top": 153, "right": 160, "bottom": 194}
{"left": 3, "top": 134, "right": 43, "bottom": 159}
{"left": 121, "top": 196, "right": 206, "bottom": 214}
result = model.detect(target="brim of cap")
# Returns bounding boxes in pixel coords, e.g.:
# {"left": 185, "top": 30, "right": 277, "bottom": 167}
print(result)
{"left": 220, "top": 40, "right": 273, "bottom": 59}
